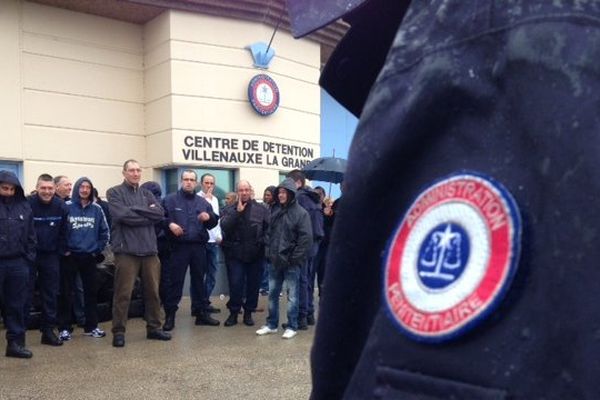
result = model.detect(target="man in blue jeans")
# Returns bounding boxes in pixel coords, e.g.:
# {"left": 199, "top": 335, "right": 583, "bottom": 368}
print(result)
{"left": 257, "top": 178, "right": 311, "bottom": 339}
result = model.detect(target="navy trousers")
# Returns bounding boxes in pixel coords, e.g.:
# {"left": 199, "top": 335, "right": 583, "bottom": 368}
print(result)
{"left": 0, "top": 258, "right": 29, "bottom": 343}
{"left": 24, "top": 252, "right": 60, "bottom": 330}
{"left": 164, "top": 242, "right": 206, "bottom": 314}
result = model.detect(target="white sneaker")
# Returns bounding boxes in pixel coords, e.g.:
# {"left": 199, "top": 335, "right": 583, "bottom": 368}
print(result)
{"left": 59, "top": 330, "right": 72, "bottom": 341}
{"left": 83, "top": 328, "right": 106, "bottom": 338}
{"left": 282, "top": 328, "right": 297, "bottom": 339}
{"left": 256, "top": 325, "right": 278, "bottom": 336}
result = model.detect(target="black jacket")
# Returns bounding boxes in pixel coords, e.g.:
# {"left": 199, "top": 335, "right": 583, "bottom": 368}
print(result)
{"left": 220, "top": 199, "right": 269, "bottom": 263}
{"left": 163, "top": 189, "right": 218, "bottom": 244}
{"left": 296, "top": 186, "right": 324, "bottom": 241}
{"left": 28, "top": 194, "right": 68, "bottom": 254}
{"left": 265, "top": 179, "right": 312, "bottom": 269}
{"left": 0, "top": 170, "right": 36, "bottom": 263}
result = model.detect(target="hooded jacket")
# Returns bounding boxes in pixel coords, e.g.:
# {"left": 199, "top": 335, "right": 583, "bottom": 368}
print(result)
{"left": 66, "top": 177, "right": 109, "bottom": 255}
{"left": 265, "top": 178, "right": 312, "bottom": 268}
{"left": 107, "top": 180, "right": 164, "bottom": 256}
{"left": 0, "top": 170, "right": 36, "bottom": 262}
{"left": 296, "top": 186, "right": 325, "bottom": 241}
{"left": 29, "top": 193, "right": 69, "bottom": 254}
{"left": 140, "top": 181, "right": 167, "bottom": 241}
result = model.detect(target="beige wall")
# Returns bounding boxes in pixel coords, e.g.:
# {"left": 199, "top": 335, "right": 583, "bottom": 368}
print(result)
{"left": 0, "top": 0, "right": 23, "bottom": 161}
{"left": 145, "top": 10, "right": 321, "bottom": 192}
{"left": 1, "top": 1, "right": 321, "bottom": 195}
{"left": 16, "top": 1, "right": 145, "bottom": 193}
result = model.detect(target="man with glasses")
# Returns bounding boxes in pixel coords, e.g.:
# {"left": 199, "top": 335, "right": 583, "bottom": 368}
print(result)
{"left": 162, "top": 170, "right": 220, "bottom": 330}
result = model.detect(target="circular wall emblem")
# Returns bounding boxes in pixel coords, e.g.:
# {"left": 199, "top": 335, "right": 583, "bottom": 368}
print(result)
{"left": 383, "top": 172, "right": 521, "bottom": 343}
{"left": 248, "top": 74, "right": 280, "bottom": 116}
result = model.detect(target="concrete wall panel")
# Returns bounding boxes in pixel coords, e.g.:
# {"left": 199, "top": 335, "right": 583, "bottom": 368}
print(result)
{"left": 23, "top": 53, "right": 143, "bottom": 102}
{"left": 171, "top": 95, "right": 319, "bottom": 144}
{"left": 23, "top": 90, "right": 144, "bottom": 135}
{"left": 22, "top": 2, "right": 142, "bottom": 51}
{"left": 0, "top": 0, "right": 22, "bottom": 160}
{"left": 23, "top": 126, "right": 145, "bottom": 166}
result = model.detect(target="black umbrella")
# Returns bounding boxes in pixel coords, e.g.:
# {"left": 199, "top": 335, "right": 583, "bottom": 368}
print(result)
{"left": 302, "top": 156, "right": 347, "bottom": 184}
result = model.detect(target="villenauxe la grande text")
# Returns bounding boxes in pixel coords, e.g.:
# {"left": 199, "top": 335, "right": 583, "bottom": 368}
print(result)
{"left": 181, "top": 135, "right": 315, "bottom": 169}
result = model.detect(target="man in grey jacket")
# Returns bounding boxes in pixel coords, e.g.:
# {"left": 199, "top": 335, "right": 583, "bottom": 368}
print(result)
{"left": 107, "top": 159, "right": 171, "bottom": 347}
{"left": 257, "top": 178, "right": 312, "bottom": 339}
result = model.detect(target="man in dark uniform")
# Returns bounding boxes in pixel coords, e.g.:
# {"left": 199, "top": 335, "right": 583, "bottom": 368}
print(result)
{"left": 287, "top": 0, "right": 600, "bottom": 399}
{"left": 26, "top": 174, "right": 68, "bottom": 346}
{"left": 0, "top": 170, "right": 36, "bottom": 358}
{"left": 162, "top": 169, "right": 220, "bottom": 330}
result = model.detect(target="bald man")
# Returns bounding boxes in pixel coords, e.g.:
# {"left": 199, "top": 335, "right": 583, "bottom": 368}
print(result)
{"left": 219, "top": 180, "right": 269, "bottom": 327}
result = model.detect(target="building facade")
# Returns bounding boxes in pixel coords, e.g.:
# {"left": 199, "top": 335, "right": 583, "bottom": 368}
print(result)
{"left": 0, "top": 0, "right": 344, "bottom": 197}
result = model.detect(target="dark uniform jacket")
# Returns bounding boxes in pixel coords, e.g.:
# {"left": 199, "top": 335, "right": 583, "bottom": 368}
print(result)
{"left": 163, "top": 189, "right": 218, "bottom": 244}
{"left": 0, "top": 170, "right": 36, "bottom": 263}
{"left": 265, "top": 179, "right": 312, "bottom": 269}
{"left": 305, "top": 0, "right": 600, "bottom": 399}
{"left": 107, "top": 180, "right": 164, "bottom": 256}
{"left": 220, "top": 199, "right": 269, "bottom": 263}
{"left": 296, "top": 186, "right": 324, "bottom": 242}
{"left": 29, "top": 194, "right": 68, "bottom": 254}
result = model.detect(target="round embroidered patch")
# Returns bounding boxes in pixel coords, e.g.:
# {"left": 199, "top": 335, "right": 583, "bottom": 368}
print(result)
{"left": 383, "top": 172, "right": 521, "bottom": 343}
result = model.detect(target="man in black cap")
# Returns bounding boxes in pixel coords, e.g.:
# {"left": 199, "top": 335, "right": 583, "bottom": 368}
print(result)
{"left": 0, "top": 170, "right": 36, "bottom": 358}
{"left": 287, "top": 0, "right": 600, "bottom": 399}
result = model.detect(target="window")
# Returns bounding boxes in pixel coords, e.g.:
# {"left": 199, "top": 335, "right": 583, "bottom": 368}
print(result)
{"left": 0, "top": 162, "right": 22, "bottom": 180}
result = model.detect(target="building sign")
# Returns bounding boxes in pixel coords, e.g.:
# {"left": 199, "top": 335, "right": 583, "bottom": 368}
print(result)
{"left": 248, "top": 74, "right": 280, "bottom": 116}
{"left": 177, "top": 132, "right": 317, "bottom": 170}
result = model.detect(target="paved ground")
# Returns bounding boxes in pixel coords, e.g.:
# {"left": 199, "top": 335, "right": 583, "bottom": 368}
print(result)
{"left": 0, "top": 296, "right": 314, "bottom": 400}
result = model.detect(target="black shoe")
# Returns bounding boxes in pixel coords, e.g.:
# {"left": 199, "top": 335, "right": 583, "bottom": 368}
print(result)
{"left": 282, "top": 322, "right": 308, "bottom": 331}
{"left": 6, "top": 342, "right": 33, "bottom": 359}
{"left": 41, "top": 329, "right": 63, "bottom": 346}
{"left": 243, "top": 312, "right": 254, "bottom": 326}
{"left": 163, "top": 311, "right": 175, "bottom": 332}
{"left": 205, "top": 305, "right": 221, "bottom": 314}
{"left": 224, "top": 313, "right": 238, "bottom": 327}
{"left": 306, "top": 314, "right": 316, "bottom": 326}
{"left": 298, "top": 316, "right": 308, "bottom": 330}
{"left": 195, "top": 313, "right": 220, "bottom": 326}
{"left": 147, "top": 330, "right": 171, "bottom": 341}
{"left": 112, "top": 334, "right": 125, "bottom": 347}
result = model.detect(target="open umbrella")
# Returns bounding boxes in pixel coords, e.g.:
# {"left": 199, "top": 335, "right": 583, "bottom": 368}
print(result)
{"left": 301, "top": 156, "right": 347, "bottom": 184}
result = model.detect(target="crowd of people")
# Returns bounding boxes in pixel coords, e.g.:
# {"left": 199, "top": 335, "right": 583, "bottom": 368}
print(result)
{"left": 0, "top": 158, "right": 340, "bottom": 358}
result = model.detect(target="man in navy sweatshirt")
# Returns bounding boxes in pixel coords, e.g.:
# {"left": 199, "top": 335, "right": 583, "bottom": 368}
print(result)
{"left": 26, "top": 174, "right": 68, "bottom": 346}
{"left": 59, "top": 177, "right": 109, "bottom": 340}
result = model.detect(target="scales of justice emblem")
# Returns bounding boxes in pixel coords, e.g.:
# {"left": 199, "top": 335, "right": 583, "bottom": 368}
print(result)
{"left": 418, "top": 223, "right": 469, "bottom": 290}
{"left": 383, "top": 172, "right": 522, "bottom": 343}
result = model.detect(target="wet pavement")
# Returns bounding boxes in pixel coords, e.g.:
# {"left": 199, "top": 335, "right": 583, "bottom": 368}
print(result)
{"left": 0, "top": 296, "right": 314, "bottom": 400}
